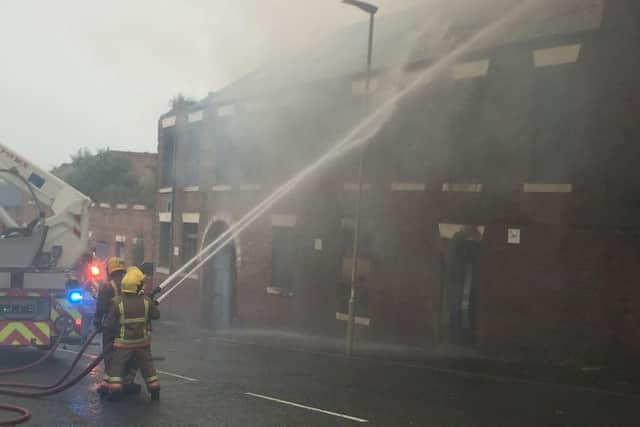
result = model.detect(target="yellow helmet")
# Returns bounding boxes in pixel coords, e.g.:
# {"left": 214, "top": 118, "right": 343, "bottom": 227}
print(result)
{"left": 107, "top": 257, "right": 126, "bottom": 276}
{"left": 121, "top": 266, "right": 145, "bottom": 294}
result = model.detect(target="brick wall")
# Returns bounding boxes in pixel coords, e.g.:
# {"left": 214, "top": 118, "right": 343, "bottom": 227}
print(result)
{"left": 153, "top": 1, "right": 640, "bottom": 365}
{"left": 88, "top": 204, "right": 155, "bottom": 267}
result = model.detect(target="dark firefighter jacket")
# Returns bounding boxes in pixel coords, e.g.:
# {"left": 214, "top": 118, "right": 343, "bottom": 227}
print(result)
{"left": 103, "top": 294, "right": 160, "bottom": 348}
{"left": 95, "top": 280, "right": 120, "bottom": 326}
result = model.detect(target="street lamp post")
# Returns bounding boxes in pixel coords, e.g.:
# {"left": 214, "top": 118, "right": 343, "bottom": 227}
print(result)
{"left": 342, "top": 0, "right": 378, "bottom": 357}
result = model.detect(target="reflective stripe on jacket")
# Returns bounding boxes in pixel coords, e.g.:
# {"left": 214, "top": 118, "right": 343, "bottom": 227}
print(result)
{"left": 116, "top": 298, "right": 150, "bottom": 347}
{"left": 104, "top": 294, "right": 160, "bottom": 348}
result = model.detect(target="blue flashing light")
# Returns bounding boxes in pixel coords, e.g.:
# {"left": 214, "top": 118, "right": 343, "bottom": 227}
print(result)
{"left": 67, "top": 290, "right": 83, "bottom": 303}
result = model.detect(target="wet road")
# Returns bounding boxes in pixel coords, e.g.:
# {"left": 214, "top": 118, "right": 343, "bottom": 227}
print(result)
{"left": 1, "top": 323, "right": 638, "bottom": 426}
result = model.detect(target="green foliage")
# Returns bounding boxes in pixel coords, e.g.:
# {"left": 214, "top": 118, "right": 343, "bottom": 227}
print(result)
{"left": 52, "top": 148, "right": 154, "bottom": 207}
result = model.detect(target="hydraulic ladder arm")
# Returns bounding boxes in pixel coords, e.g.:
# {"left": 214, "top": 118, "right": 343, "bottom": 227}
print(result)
{"left": 0, "top": 143, "right": 90, "bottom": 269}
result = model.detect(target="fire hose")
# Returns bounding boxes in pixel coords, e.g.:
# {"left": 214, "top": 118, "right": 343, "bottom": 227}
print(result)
{"left": 0, "top": 317, "right": 105, "bottom": 426}
{"left": 0, "top": 330, "right": 65, "bottom": 376}
{"left": 0, "top": 405, "right": 28, "bottom": 427}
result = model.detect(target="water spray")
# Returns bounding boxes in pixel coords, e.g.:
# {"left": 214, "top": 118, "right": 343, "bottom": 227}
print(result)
{"left": 0, "top": 2, "right": 545, "bottom": 425}
{"left": 154, "top": 0, "right": 539, "bottom": 300}
{"left": 153, "top": 0, "right": 537, "bottom": 303}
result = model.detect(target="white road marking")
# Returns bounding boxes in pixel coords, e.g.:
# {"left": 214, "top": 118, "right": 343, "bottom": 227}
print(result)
{"left": 58, "top": 349, "right": 198, "bottom": 382}
{"left": 207, "top": 336, "right": 640, "bottom": 400}
{"left": 156, "top": 370, "right": 198, "bottom": 382}
{"left": 245, "top": 392, "right": 368, "bottom": 423}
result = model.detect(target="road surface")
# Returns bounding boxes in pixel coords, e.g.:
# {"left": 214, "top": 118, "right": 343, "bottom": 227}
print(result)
{"left": 0, "top": 322, "right": 638, "bottom": 426}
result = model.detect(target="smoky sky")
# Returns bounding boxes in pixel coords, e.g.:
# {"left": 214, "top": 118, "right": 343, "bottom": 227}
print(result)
{"left": 0, "top": 0, "right": 424, "bottom": 169}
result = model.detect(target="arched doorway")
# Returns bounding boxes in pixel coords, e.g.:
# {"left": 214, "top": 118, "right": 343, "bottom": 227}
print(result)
{"left": 201, "top": 220, "right": 237, "bottom": 330}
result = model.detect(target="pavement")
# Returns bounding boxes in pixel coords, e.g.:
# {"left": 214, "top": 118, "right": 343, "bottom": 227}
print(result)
{"left": 1, "top": 322, "right": 639, "bottom": 426}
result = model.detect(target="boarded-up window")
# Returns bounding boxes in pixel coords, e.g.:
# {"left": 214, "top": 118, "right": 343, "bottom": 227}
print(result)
{"left": 95, "top": 241, "right": 109, "bottom": 260}
{"left": 115, "top": 241, "right": 125, "bottom": 259}
{"left": 159, "top": 223, "right": 171, "bottom": 268}
{"left": 271, "top": 227, "right": 295, "bottom": 291}
{"left": 447, "top": 79, "right": 490, "bottom": 183}
{"left": 161, "top": 127, "right": 176, "bottom": 187}
{"left": 186, "top": 122, "right": 202, "bottom": 186}
{"left": 182, "top": 223, "right": 199, "bottom": 265}
{"left": 132, "top": 237, "right": 145, "bottom": 266}
{"left": 528, "top": 42, "right": 592, "bottom": 184}
{"left": 214, "top": 120, "right": 232, "bottom": 185}
{"left": 392, "top": 84, "right": 453, "bottom": 184}
{"left": 530, "top": 62, "right": 577, "bottom": 182}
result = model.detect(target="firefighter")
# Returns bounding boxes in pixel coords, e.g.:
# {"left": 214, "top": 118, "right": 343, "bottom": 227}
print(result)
{"left": 103, "top": 266, "right": 161, "bottom": 402}
{"left": 94, "top": 257, "right": 125, "bottom": 396}
{"left": 140, "top": 261, "right": 158, "bottom": 296}
{"left": 94, "top": 257, "right": 140, "bottom": 397}
{"left": 94, "top": 257, "right": 125, "bottom": 329}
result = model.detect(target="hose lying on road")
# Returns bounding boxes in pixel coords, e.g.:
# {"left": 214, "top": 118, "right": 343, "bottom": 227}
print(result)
{"left": 0, "top": 329, "right": 101, "bottom": 390}
{"left": 0, "top": 330, "right": 64, "bottom": 376}
{"left": 0, "top": 324, "right": 105, "bottom": 425}
{"left": 0, "top": 345, "right": 103, "bottom": 397}
{"left": 0, "top": 404, "right": 29, "bottom": 426}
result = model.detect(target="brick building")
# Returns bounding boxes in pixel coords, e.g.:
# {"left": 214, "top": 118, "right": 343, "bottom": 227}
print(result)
{"left": 87, "top": 151, "right": 157, "bottom": 267}
{"left": 155, "top": 0, "right": 640, "bottom": 365}
{"left": 88, "top": 203, "right": 155, "bottom": 267}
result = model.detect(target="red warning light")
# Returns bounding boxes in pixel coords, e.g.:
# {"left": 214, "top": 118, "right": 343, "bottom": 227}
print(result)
{"left": 75, "top": 318, "right": 82, "bottom": 327}
{"left": 90, "top": 264, "right": 101, "bottom": 277}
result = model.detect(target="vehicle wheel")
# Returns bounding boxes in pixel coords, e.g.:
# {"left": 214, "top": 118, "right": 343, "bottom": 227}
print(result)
{"left": 54, "top": 316, "right": 74, "bottom": 336}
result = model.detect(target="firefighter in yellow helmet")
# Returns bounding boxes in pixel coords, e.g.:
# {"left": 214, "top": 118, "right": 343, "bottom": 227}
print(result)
{"left": 95, "top": 257, "right": 126, "bottom": 396}
{"left": 103, "top": 266, "right": 161, "bottom": 402}
{"left": 95, "top": 257, "right": 126, "bottom": 328}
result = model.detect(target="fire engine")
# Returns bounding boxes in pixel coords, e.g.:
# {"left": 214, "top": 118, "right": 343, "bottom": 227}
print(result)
{"left": 0, "top": 143, "right": 95, "bottom": 348}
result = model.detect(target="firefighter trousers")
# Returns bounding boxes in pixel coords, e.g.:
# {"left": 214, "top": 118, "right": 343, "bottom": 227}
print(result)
{"left": 107, "top": 345, "right": 160, "bottom": 392}
{"left": 101, "top": 333, "right": 137, "bottom": 387}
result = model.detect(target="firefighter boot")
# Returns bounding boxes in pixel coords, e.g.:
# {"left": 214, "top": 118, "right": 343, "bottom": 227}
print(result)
{"left": 122, "top": 383, "right": 142, "bottom": 395}
{"left": 150, "top": 390, "right": 160, "bottom": 402}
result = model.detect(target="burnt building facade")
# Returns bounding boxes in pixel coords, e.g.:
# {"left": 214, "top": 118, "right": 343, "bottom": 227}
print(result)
{"left": 155, "top": 0, "right": 640, "bottom": 365}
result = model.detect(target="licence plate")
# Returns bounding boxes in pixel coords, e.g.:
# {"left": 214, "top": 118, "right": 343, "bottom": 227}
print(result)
{"left": 0, "top": 303, "right": 35, "bottom": 315}
{"left": 0, "top": 297, "right": 49, "bottom": 321}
